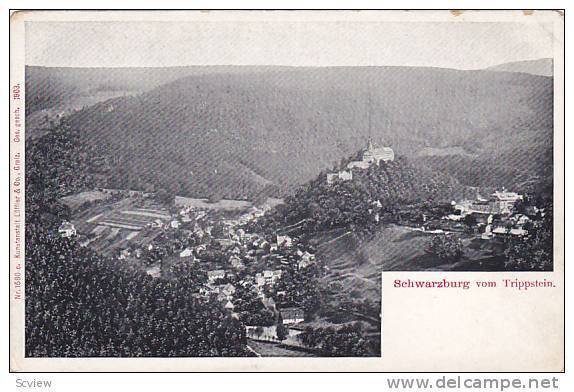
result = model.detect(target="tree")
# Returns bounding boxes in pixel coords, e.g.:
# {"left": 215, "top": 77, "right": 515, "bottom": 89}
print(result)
{"left": 276, "top": 312, "right": 288, "bottom": 341}
{"left": 298, "top": 323, "right": 372, "bottom": 357}
{"left": 254, "top": 326, "right": 264, "bottom": 338}
{"left": 302, "top": 286, "right": 322, "bottom": 320}
{"left": 504, "top": 203, "right": 553, "bottom": 271}
{"left": 425, "top": 234, "right": 464, "bottom": 263}
{"left": 168, "top": 259, "right": 208, "bottom": 290}
{"left": 155, "top": 188, "right": 174, "bottom": 205}
{"left": 463, "top": 213, "right": 477, "bottom": 227}
{"left": 512, "top": 196, "right": 530, "bottom": 215}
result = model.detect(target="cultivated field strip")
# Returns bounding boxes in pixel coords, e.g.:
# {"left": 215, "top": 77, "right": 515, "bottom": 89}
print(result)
{"left": 120, "top": 209, "right": 170, "bottom": 219}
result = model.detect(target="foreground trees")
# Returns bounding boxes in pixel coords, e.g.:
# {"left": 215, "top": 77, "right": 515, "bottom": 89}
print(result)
{"left": 25, "top": 225, "right": 250, "bottom": 357}
{"left": 299, "top": 323, "right": 371, "bottom": 357}
{"left": 25, "top": 125, "right": 250, "bottom": 357}
{"left": 504, "top": 203, "right": 553, "bottom": 271}
{"left": 425, "top": 234, "right": 464, "bottom": 263}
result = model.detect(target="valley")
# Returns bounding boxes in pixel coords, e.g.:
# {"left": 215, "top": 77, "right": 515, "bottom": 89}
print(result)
{"left": 23, "top": 60, "right": 554, "bottom": 358}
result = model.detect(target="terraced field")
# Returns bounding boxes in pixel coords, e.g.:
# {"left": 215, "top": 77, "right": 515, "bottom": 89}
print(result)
{"left": 69, "top": 195, "right": 171, "bottom": 256}
{"left": 60, "top": 190, "right": 111, "bottom": 210}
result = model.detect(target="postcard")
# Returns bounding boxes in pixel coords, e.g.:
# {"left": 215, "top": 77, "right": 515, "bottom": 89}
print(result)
{"left": 9, "top": 9, "right": 564, "bottom": 372}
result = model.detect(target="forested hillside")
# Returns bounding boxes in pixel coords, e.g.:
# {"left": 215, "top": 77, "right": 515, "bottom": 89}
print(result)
{"left": 25, "top": 65, "right": 256, "bottom": 115}
{"left": 25, "top": 124, "right": 250, "bottom": 357}
{"left": 59, "top": 65, "right": 552, "bottom": 200}
{"left": 248, "top": 154, "right": 465, "bottom": 236}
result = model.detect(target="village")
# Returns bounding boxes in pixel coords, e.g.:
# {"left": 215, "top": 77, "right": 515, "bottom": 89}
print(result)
{"left": 56, "top": 188, "right": 325, "bottom": 354}
{"left": 53, "top": 139, "right": 545, "bottom": 354}
{"left": 324, "top": 139, "right": 537, "bottom": 244}
{"left": 402, "top": 188, "right": 535, "bottom": 239}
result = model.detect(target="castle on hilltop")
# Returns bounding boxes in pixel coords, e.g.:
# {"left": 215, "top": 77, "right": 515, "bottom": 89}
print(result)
{"left": 327, "top": 139, "right": 394, "bottom": 184}
{"left": 362, "top": 138, "right": 394, "bottom": 164}
{"left": 346, "top": 138, "right": 394, "bottom": 170}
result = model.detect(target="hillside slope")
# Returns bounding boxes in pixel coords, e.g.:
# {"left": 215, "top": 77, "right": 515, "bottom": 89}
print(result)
{"left": 486, "top": 58, "right": 553, "bottom": 77}
{"left": 26, "top": 65, "right": 270, "bottom": 115}
{"left": 62, "top": 65, "right": 553, "bottom": 199}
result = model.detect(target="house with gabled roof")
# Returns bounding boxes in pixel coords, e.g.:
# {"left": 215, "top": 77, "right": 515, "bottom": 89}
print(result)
{"left": 276, "top": 234, "right": 293, "bottom": 248}
{"left": 58, "top": 221, "right": 76, "bottom": 238}
{"left": 207, "top": 269, "right": 226, "bottom": 283}
{"left": 280, "top": 307, "right": 305, "bottom": 324}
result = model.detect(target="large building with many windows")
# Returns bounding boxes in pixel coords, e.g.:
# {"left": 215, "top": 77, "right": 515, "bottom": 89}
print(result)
{"left": 362, "top": 138, "right": 395, "bottom": 164}
{"left": 346, "top": 138, "right": 394, "bottom": 171}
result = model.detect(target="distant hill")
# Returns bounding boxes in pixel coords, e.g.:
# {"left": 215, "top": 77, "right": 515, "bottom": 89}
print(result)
{"left": 25, "top": 65, "right": 294, "bottom": 116}
{"left": 49, "top": 65, "right": 554, "bottom": 199}
{"left": 486, "top": 58, "right": 553, "bottom": 77}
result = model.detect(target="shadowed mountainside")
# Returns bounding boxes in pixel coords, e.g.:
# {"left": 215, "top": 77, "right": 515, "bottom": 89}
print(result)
{"left": 25, "top": 65, "right": 274, "bottom": 115}
{"left": 28, "top": 65, "right": 552, "bottom": 199}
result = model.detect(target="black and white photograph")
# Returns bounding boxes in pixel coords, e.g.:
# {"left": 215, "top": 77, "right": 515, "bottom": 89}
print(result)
{"left": 9, "top": 9, "right": 564, "bottom": 369}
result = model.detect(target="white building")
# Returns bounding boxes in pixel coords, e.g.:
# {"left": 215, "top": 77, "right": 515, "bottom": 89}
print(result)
{"left": 362, "top": 139, "right": 394, "bottom": 164}
{"left": 346, "top": 139, "right": 394, "bottom": 171}
{"left": 281, "top": 307, "right": 305, "bottom": 324}
{"left": 179, "top": 248, "right": 194, "bottom": 258}
{"left": 298, "top": 255, "right": 316, "bottom": 269}
{"left": 58, "top": 221, "right": 76, "bottom": 238}
{"left": 229, "top": 255, "right": 244, "bottom": 270}
{"left": 255, "top": 274, "right": 266, "bottom": 287}
{"left": 338, "top": 170, "right": 353, "bottom": 181}
{"left": 492, "top": 226, "right": 528, "bottom": 237}
{"left": 326, "top": 173, "right": 338, "bottom": 185}
{"left": 150, "top": 219, "right": 163, "bottom": 228}
{"left": 146, "top": 265, "right": 161, "bottom": 278}
{"left": 261, "top": 270, "right": 282, "bottom": 284}
{"left": 326, "top": 170, "right": 353, "bottom": 185}
{"left": 347, "top": 160, "right": 371, "bottom": 170}
{"left": 277, "top": 234, "right": 293, "bottom": 248}
{"left": 490, "top": 189, "right": 523, "bottom": 214}
{"left": 207, "top": 269, "right": 226, "bottom": 283}
{"left": 481, "top": 224, "right": 493, "bottom": 240}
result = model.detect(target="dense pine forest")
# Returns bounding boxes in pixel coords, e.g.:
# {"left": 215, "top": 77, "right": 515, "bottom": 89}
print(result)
{"left": 25, "top": 123, "right": 250, "bottom": 357}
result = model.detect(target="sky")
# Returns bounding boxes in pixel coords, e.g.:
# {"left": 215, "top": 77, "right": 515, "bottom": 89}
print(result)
{"left": 25, "top": 19, "right": 554, "bottom": 69}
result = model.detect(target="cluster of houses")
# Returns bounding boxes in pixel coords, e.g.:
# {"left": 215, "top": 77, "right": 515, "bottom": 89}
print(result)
{"left": 105, "top": 200, "right": 311, "bottom": 328}
{"left": 452, "top": 189, "right": 524, "bottom": 217}
{"left": 444, "top": 188, "right": 535, "bottom": 239}
{"left": 182, "top": 225, "right": 315, "bottom": 284}
{"left": 244, "top": 306, "right": 306, "bottom": 344}
{"left": 200, "top": 264, "right": 305, "bottom": 326}
{"left": 57, "top": 188, "right": 311, "bottom": 339}
{"left": 172, "top": 206, "right": 315, "bottom": 328}
{"left": 327, "top": 139, "right": 394, "bottom": 185}
{"left": 482, "top": 214, "right": 530, "bottom": 239}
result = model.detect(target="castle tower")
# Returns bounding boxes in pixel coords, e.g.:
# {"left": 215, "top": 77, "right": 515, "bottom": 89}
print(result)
{"left": 367, "top": 137, "right": 374, "bottom": 151}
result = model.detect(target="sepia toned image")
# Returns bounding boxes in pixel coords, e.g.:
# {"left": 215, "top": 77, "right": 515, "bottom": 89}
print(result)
{"left": 9, "top": 10, "right": 564, "bottom": 370}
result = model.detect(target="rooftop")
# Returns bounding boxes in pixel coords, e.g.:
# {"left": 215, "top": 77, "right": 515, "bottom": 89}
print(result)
{"left": 58, "top": 221, "right": 75, "bottom": 231}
